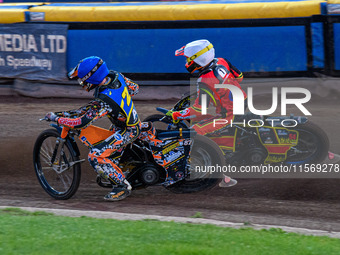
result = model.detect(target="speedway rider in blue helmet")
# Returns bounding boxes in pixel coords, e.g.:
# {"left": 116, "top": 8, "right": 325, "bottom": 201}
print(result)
{"left": 45, "top": 56, "right": 141, "bottom": 201}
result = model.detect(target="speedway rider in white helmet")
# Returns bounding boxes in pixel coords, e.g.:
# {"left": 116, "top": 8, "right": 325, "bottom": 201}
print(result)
{"left": 168, "top": 39, "right": 247, "bottom": 187}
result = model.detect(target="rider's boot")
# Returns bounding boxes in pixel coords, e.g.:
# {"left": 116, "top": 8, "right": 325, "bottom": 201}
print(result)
{"left": 104, "top": 179, "right": 132, "bottom": 201}
{"left": 219, "top": 175, "right": 237, "bottom": 188}
{"left": 324, "top": 151, "right": 340, "bottom": 164}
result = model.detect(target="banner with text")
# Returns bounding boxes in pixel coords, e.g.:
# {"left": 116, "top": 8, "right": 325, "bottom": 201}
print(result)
{"left": 0, "top": 24, "right": 67, "bottom": 81}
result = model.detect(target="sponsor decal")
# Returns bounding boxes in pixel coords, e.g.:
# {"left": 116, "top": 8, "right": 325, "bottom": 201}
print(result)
{"left": 163, "top": 140, "right": 173, "bottom": 146}
{"left": 29, "top": 12, "right": 45, "bottom": 22}
{"left": 217, "top": 67, "right": 228, "bottom": 79}
{"left": 162, "top": 142, "right": 180, "bottom": 155}
{"left": 0, "top": 24, "right": 67, "bottom": 80}
{"left": 183, "top": 139, "right": 192, "bottom": 146}
{"left": 114, "top": 132, "right": 122, "bottom": 141}
{"left": 264, "top": 137, "right": 273, "bottom": 144}
{"left": 175, "top": 171, "right": 184, "bottom": 179}
{"left": 141, "top": 122, "right": 149, "bottom": 129}
{"left": 277, "top": 129, "right": 288, "bottom": 136}
{"left": 288, "top": 133, "right": 297, "bottom": 141}
{"left": 179, "top": 109, "right": 189, "bottom": 115}
{"left": 164, "top": 151, "right": 183, "bottom": 163}
{"left": 58, "top": 118, "right": 81, "bottom": 127}
{"left": 110, "top": 191, "right": 125, "bottom": 199}
{"left": 116, "top": 173, "right": 123, "bottom": 181}
{"left": 132, "top": 108, "right": 138, "bottom": 122}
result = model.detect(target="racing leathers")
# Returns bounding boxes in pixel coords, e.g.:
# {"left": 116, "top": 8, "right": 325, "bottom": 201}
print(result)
{"left": 172, "top": 58, "right": 247, "bottom": 136}
{"left": 55, "top": 71, "right": 141, "bottom": 186}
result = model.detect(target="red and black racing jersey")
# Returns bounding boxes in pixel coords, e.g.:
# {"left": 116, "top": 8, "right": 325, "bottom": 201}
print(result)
{"left": 173, "top": 57, "right": 247, "bottom": 120}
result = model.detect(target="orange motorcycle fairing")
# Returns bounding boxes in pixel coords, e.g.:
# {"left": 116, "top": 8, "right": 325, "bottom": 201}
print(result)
{"left": 79, "top": 125, "right": 115, "bottom": 147}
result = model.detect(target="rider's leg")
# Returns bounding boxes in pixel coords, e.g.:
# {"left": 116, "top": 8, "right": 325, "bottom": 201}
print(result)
{"left": 88, "top": 123, "right": 141, "bottom": 201}
{"left": 192, "top": 115, "right": 233, "bottom": 136}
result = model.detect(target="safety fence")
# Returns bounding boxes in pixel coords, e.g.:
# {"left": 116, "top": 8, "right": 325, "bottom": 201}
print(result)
{"left": 1, "top": 0, "right": 340, "bottom": 84}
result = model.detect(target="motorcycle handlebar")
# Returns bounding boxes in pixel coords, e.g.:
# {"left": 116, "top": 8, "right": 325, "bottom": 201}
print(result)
{"left": 156, "top": 107, "right": 170, "bottom": 114}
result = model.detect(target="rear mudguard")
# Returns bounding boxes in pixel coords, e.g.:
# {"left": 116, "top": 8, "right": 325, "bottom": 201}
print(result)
{"left": 50, "top": 124, "right": 81, "bottom": 157}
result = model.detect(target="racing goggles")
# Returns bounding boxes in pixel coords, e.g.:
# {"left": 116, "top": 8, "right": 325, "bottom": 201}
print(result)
{"left": 185, "top": 61, "right": 202, "bottom": 73}
{"left": 67, "top": 59, "right": 104, "bottom": 91}
{"left": 175, "top": 43, "right": 213, "bottom": 73}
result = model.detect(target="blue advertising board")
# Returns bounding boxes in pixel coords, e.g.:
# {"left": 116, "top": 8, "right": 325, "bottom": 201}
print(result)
{"left": 67, "top": 26, "right": 308, "bottom": 74}
{"left": 0, "top": 24, "right": 68, "bottom": 81}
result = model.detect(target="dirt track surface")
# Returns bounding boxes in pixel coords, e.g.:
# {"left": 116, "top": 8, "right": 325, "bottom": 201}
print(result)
{"left": 1, "top": 95, "right": 340, "bottom": 232}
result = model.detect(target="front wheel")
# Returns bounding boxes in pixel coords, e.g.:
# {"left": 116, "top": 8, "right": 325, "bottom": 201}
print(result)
{"left": 33, "top": 129, "right": 81, "bottom": 200}
{"left": 167, "top": 134, "right": 225, "bottom": 194}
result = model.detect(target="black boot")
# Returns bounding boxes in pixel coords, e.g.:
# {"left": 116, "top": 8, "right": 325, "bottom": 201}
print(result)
{"left": 104, "top": 180, "right": 132, "bottom": 201}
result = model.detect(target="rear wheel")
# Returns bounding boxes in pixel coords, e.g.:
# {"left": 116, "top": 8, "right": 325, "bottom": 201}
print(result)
{"left": 285, "top": 122, "right": 329, "bottom": 164}
{"left": 167, "top": 135, "right": 225, "bottom": 193}
{"left": 33, "top": 129, "right": 81, "bottom": 200}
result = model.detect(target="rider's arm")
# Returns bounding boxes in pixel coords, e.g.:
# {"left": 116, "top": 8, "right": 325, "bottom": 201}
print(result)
{"left": 55, "top": 108, "right": 84, "bottom": 118}
{"left": 56, "top": 99, "right": 111, "bottom": 129}
{"left": 225, "top": 59, "right": 243, "bottom": 83}
{"left": 172, "top": 85, "right": 211, "bottom": 121}
{"left": 121, "top": 74, "right": 139, "bottom": 96}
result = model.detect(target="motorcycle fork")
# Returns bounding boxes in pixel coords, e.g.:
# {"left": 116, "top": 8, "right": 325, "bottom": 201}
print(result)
{"left": 50, "top": 138, "right": 69, "bottom": 171}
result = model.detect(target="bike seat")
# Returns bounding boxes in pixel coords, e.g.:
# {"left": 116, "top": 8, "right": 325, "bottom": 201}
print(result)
{"left": 156, "top": 129, "right": 196, "bottom": 139}
{"left": 234, "top": 112, "right": 262, "bottom": 122}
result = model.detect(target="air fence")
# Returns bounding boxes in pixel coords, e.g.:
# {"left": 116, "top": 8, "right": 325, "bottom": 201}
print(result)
{"left": 1, "top": 0, "right": 340, "bottom": 98}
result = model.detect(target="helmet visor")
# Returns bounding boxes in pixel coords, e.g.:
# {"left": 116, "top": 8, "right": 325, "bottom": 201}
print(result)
{"left": 175, "top": 46, "right": 185, "bottom": 56}
{"left": 68, "top": 63, "right": 80, "bottom": 79}
{"left": 68, "top": 58, "right": 103, "bottom": 92}
{"left": 79, "top": 80, "right": 96, "bottom": 92}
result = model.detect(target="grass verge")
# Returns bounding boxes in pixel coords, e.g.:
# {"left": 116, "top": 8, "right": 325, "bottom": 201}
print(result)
{"left": 1, "top": 208, "right": 340, "bottom": 255}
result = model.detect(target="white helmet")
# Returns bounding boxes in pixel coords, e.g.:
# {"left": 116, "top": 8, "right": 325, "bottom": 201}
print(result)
{"left": 175, "top": 39, "right": 215, "bottom": 73}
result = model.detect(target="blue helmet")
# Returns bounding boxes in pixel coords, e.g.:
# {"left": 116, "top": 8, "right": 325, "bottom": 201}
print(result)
{"left": 68, "top": 56, "right": 109, "bottom": 91}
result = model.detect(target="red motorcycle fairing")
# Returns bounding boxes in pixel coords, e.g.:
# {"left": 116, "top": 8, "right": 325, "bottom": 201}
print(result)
{"left": 256, "top": 126, "right": 299, "bottom": 164}
{"left": 206, "top": 125, "right": 238, "bottom": 152}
